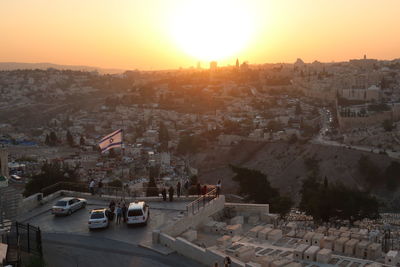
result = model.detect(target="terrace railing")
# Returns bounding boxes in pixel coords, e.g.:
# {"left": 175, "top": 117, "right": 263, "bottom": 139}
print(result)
{"left": 41, "top": 181, "right": 160, "bottom": 199}
{"left": 186, "top": 188, "right": 217, "bottom": 215}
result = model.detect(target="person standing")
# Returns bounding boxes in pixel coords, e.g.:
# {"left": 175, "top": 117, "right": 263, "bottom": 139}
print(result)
{"left": 98, "top": 179, "right": 103, "bottom": 197}
{"left": 89, "top": 179, "right": 95, "bottom": 195}
{"left": 176, "top": 181, "right": 181, "bottom": 198}
{"left": 202, "top": 184, "right": 207, "bottom": 196}
{"left": 168, "top": 186, "right": 174, "bottom": 202}
{"left": 202, "top": 184, "right": 207, "bottom": 205}
{"left": 109, "top": 200, "right": 116, "bottom": 221}
{"left": 197, "top": 182, "right": 201, "bottom": 197}
{"left": 224, "top": 256, "right": 231, "bottom": 267}
{"left": 161, "top": 187, "right": 167, "bottom": 201}
{"left": 216, "top": 179, "right": 222, "bottom": 198}
{"left": 121, "top": 203, "right": 127, "bottom": 222}
{"left": 116, "top": 204, "right": 122, "bottom": 224}
{"left": 184, "top": 179, "right": 189, "bottom": 197}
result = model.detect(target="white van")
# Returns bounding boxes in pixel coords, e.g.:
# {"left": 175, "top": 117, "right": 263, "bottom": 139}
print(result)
{"left": 126, "top": 201, "right": 149, "bottom": 225}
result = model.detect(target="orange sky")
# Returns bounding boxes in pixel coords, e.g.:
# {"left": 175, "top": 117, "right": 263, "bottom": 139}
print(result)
{"left": 1, "top": 0, "right": 400, "bottom": 70}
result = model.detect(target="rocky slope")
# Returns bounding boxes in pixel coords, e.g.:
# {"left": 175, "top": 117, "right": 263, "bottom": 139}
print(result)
{"left": 192, "top": 141, "right": 396, "bottom": 204}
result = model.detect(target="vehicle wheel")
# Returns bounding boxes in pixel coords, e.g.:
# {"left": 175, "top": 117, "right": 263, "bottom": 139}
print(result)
{"left": 68, "top": 209, "right": 72, "bottom": 215}
{"left": 82, "top": 202, "right": 86, "bottom": 208}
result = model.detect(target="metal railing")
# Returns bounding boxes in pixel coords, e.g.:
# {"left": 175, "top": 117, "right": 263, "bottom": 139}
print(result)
{"left": 3, "top": 221, "right": 42, "bottom": 266}
{"left": 186, "top": 188, "right": 217, "bottom": 215}
{"left": 40, "top": 181, "right": 160, "bottom": 199}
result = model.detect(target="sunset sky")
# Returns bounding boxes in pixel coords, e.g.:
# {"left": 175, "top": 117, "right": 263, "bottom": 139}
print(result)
{"left": 1, "top": 0, "right": 400, "bottom": 70}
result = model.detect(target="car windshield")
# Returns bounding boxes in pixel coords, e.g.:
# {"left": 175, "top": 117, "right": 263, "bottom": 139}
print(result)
{"left": 55, "top": 201, "right": 67, "bottom": 206}
{"left": 90, "top": 212, "right": 104, "bottom": 219}
{"left": 128, "top": 209, "right": 143, "bottom": 216}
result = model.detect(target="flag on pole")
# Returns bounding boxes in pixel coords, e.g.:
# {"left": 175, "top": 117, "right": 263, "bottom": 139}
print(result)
{"left": 99, "top": 129, "right": 123, "bottom": 153}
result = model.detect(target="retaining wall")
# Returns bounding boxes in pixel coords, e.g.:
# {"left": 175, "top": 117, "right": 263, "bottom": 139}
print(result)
{"left": 158, "top": 233, "right": 245, "bottom": 267}
{"left": 162, "top": 195, "right": 226, "bottom": 237}
{"left": 225, "top": 203, "right": 269, "bottom": 216}
{"left": 18, "top": 190, "right": 197, "bottom": 214}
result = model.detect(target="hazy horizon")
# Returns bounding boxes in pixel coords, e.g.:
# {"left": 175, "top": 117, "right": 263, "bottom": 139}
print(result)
{"left": 1, "top": 0, "right": 400, "bottom": 70}
{"left": 2, "top": 55, "right": 400, "bottom": 73}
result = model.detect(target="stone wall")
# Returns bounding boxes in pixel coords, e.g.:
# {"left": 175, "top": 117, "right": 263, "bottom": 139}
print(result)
{"left": 19, "top": 191, "right": 64, "bottom": 214}
{"left": 337, "top": 110, "right": 393, "bottom": 131}
{"left": 158, "top": 233, "right": 245, "bottom": 267}
{"left": 225, "top": 203, "right": 269, "bottom": 217}
{"left": 18, "top": 189, "right": 196, "bottom": 215}
{"left": 162, "top": 195, "right": 226, "bottom": 237}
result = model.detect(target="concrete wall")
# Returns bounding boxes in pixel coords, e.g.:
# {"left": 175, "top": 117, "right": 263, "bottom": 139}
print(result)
{"left": 338, "top": 110, "right": 394, "bottom": 131}
{"left": 159, "top": 233, "right": 245, "bottom": 267}
{"left": 225, "top": 203, "right": 269, "bottom": 217}
{"left": 19, "top": 190, "right": 64, "bottom": 214}
{"left": 163, "top": 195, "right": 226, "bottom": 237}
{"left": 18, "top": 189, "right": 196, "bottom": 216}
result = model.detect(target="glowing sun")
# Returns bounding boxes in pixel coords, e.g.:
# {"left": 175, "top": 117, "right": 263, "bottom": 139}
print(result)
{"left": 170, "top": 0, "right": 255, "bottom": 62}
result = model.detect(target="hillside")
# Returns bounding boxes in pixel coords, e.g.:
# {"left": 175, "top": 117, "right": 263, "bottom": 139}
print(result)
{"left": 192, "top": 141, "right": 397, "bottom": 205}
{"left": 0, "top": 62, "right": 124, "bottom": 74}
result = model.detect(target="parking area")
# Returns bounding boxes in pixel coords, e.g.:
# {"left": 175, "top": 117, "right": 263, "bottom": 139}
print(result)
{"left": 24, "top": 197, "right": 189, "bottom": 246}
{"left": 18, "top": 197, "right": 205, "bottom": 267}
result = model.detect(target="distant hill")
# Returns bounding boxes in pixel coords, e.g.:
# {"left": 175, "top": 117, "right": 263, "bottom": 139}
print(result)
{"left": 193, "top": 141, "right": 399, "bottom": 205}
{"left": 0, "top": 62, "right": 125, "bottom": 74}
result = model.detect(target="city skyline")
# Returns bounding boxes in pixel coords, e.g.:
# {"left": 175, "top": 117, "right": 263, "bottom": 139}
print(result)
{"left": 1, "top": 0, "right": 400, "bottom": 70}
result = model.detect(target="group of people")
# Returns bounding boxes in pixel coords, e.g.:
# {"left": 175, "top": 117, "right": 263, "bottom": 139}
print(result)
{"left": 89, "top": 178, "right": 223, "bottom": 202}
{"left": 160, "top": 179, "right": 223, "bottom": 201}
{"left": 213, "top": 256, "right": 231, "bottom": 267}
{"left": 196, "top": 179, "right": 222, "bottom": 198}
{"left": 107, "top": 199, "right": 127, "bottom": 224}
{"left": 89, "top": 179, "right": 104, "bottom": 196}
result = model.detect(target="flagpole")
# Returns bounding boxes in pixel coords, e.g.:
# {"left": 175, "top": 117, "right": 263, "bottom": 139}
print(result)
{"left": 121, "top": 126, "right": 124, "bottom": 199}
{"left": 121, "top": 116, "right": 124, "bottom": 195}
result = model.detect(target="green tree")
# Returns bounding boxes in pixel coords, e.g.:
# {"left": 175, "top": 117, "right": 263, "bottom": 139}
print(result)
{"left": 288, "top": 134, "right": 298, "bottom": 144}
{"left": 146, "top": 176, "right": 159, "bottom": 197}
{"left": 108, "top": 179, "right": 122, "bottom": 187}
{"left": 384, "top": 161, "right": 400, "bottom": 191}
{"left": 190, "top": 175, "right": 198, "bottom": 185}
{"left": 45, "top": 134, "right": 50, "bottom": 146}
{"left": 304, "top": 156, "right": 320, "bottom": 177}
{"left": 299, "top": 175, "right": 380, "bottom": 223}
{"left": 177, "top": 135, "right": 202, "bottom": 155}
{"left": 159, "top": 122, "right": 170, "bottom": 152}
{"left": 80, "top": 135, "right": 85, "bottom": 146}
{"left": 295, "top": 102, "right": 302, "bottom": 115}
{"left": 273, "top": 195, "right": 294, "bottom": 218}
{"left": 108, "top": 148, "right": 117, "bottom": 158}
{"left": 358, "top": 155, "right": 381, "bottom": 187}
{"left": 66, "top": 130, "right": 74, "bottom": 147}
{"left": 49, "top": 131, "right": 58, "bottom": 146}
{"left": 267, "top": 120, "right": 283, "bottom": 132}
{"left": 24, "top": 161, "right": 78, "bottom": 197}
{"left": 230, "top": 165, "right": 293, "bottom": 217}
{"left": 383, "top": 120, "right": 395, "bottom": 132}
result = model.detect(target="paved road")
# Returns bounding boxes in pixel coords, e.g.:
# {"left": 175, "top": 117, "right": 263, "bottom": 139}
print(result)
{"left": 26, "top": 199, "right": 187, "bottom": 246}
{"left": 42, "top": 232, "right": 204, "bottom": 267}
{"left": 312, "top": 108, "right": 400, "bottom": 159}
{"left": 24, "top": 198, "right": 202, "bottom": 267}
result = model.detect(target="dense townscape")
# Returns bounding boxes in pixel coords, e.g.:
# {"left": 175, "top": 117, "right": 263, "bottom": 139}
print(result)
{"left": 2, "top": 57, "right": 400, "bottom": 267}
{"left": 1, "top": 57, "right": 400, "bottom": 193}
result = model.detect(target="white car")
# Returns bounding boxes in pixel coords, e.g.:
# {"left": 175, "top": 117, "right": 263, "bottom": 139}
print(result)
{"left": 10, "top": 174, "right": 23, "bottom": 183}
{"left": 126, "top": 201, "right": 150, "bottom": 225}
{"left": 88, "top": 209, "right": 110, "bottom": 229}
{"left": 52, "top": 197, "right": 87, "bottom": 216}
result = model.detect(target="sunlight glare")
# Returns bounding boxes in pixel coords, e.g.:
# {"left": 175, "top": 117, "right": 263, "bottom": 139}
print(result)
{"left": 170, "top": 0, "right": 256, "bottom": 62}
